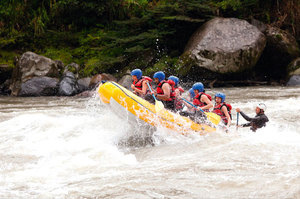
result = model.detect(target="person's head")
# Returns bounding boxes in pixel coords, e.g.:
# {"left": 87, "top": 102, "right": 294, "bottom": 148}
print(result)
{"left": 189, "top": 88, "right": 195, "bottom": 99}
{"left": 256, "top": 103, "right": 266, "bottom": 114}
{"left": 168, "top": 76, "right": 179, "bottom": 86}
{"left": 131, "top": 69, "right": 142, "bottom": 81}
{"left": 153, "top": 71, "right": 165, "bottom": 84}
{"left": 192, "top": 82, "right": 204, "bottom": 95}
{"left": 215, "top": 92, "right": 225, "bottom": 103}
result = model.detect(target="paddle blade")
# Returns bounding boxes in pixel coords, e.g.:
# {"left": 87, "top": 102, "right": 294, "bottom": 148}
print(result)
{"left": 155, "top": 100, "right": 164, "bottom": 113}
{"left": 205, "top": 112, "right": 221, "bottom": 125}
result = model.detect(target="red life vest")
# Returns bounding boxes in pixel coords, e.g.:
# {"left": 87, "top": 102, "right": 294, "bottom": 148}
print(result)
{"left": 133, "top": 76, "right": 152, "bottom": 90}
{"left": 193, "top": 92, "right": 212, "bottom": 111}
{"left": 213, "top": 102, "right": 232, "bottom": 124}
{"left": 157, "top": 80, "right": 174, "bottom": 101}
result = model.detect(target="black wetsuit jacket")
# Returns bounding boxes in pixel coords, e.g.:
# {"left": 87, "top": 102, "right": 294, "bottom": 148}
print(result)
{"left": 240, "top": 111, "right": 269, "bottom": 132}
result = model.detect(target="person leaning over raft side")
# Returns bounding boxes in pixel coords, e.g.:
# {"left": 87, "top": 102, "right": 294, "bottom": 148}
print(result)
{"left": 178, "top": 88, "right": 196, "bottom": 117}
{"left": 192, "top": 82, "right": 213, "bottom": 112}
{"left": 236, "top": 103, "right": 269, "bottom": 132}
{"left": 151, "top": 71, "right": 175, "bottom": 111}
{"left": 180, "top": 83, "right": 213, "bottom": 122}
{"left": 168, "top": 75, "right": 184, "bottom": 111}
{"left": 212, "top": 92, "right": 232, "bottom": 129}
{"left": 130, "top": 69, "right": 152, "bottom": 98}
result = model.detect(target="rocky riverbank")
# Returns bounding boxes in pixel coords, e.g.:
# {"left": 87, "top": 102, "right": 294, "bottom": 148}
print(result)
{"left": 1, "top": 17, "right": 300, "bottom": 96}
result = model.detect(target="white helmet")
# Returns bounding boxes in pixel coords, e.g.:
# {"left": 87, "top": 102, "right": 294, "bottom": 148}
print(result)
{"left": 257, "top": 103, "right": 266, "bottom": 111}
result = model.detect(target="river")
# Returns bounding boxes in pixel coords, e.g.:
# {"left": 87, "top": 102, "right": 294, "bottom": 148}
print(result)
{"left": 0, "top": 86, "right": 300, "bottom": 199}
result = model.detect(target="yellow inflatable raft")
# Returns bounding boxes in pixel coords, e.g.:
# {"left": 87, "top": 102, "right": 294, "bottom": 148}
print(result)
{"left": 98, "top": 81, "right": 216, "bottom": 135}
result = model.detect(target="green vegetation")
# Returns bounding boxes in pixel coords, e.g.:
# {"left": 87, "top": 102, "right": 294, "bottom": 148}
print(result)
{"left": 0, "top": 0, "right": 299, "bottom": 77}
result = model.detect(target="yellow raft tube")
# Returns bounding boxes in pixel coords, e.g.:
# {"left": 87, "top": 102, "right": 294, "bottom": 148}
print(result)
{"left": 98, "top": 81, "right": 216, "bottom": 135}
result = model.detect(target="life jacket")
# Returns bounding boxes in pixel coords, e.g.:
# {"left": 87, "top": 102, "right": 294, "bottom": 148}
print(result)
{"left": 133, "top": 76, "right": 152, "bottom": 90}
{"left": 213, "top": 102, "right": 232, "bottom": 124}
{"left": 173, "top": 85, "right": 184, "bottom": 110}
{"left": 193, "top": 92, "right": 212, "bottom": 112}
{"left": 157, "top": 80, "right": 174, "bottom": 102}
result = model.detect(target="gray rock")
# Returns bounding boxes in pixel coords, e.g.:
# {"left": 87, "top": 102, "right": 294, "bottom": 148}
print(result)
{"left": 19, "top": 77, "right": 59, "bottom": 96}
{"left": 78, "top": 77, "right": 91, "bottom": 91}
{"left": 118, "top": 74, "right": 132, "bottom": 89}
{"left": 10, "top": 52, "right": 63, "bottom": 96}
{"left": 184, "top": 17, "right": 266, "bottom": 74}
{"left": 287, "top": 75, "right": 300, "bottom": 86}
{"left": 265, "top": 26, "right": 300, "bottom": 59}
{"left": 19, "top": 52, "right": 62, "bottom": 82}
{"left": 58, "top": 72, "right": 79, "bottom": 96}
{"left": 257, "top": 27, "right": 300, "bottom": 79}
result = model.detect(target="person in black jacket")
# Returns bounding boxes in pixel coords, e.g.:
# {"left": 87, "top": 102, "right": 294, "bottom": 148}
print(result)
{"left": 236, "top": 103, "right": 269, "bottom": 132}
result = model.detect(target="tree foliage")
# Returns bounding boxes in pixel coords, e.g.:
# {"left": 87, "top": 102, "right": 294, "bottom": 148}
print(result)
{"left": 0, "top": 0, "right": 299, "bottom": 75}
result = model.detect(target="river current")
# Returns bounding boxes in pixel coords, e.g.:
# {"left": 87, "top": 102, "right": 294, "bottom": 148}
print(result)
{"left": 0, "top": 86, "right": 300, "bottom": 199}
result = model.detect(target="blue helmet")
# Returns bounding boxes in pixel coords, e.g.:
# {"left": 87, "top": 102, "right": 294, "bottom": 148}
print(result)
{"left": 153, "top": 71, "right": 165, "bottom": 82}
{"left": 215, "top": 92, "right": 226, "bottom": 103}
{"left": 189, "top": 88, "right": 195, "bottom": 99}
{"left": 131, "top": 69, "right": 142, "bottom": 79}
{"left": 192, "top": 82, "right": 204, "bottom": 92}
{"left": 168, "top": 76, "right": 179, "bottom": 86}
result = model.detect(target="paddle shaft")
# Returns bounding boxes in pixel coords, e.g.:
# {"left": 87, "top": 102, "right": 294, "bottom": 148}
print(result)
{"left": 181, "top": 98, "right": 205, "bottom": 113}
{"left": 146, "top": 82, "right": 157, "bottom": 101}
{"left": 236, "top": 112, "right": 239, "bottom": 130}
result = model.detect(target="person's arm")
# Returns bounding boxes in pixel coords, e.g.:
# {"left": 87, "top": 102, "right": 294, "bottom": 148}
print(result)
{"left": 157, "top": 83, "right": 171, "bottom": 100}
{"left": 241, "top": 123, "right": 251, "bottom": 127}
{"left": 240, "top": 112, "right": 264, "bottom": 123}
{"left": 199, "top": 95, "right": 213, "bottom": 110}
{"left": 174, "top": 89, "right": 181, "bottom": 98}
{"left": 239, "top": 111, "right": 253, "bottom": 121}
{"left": 221, "top": 105, "right": 231, "bottom": 127}
{"left": 140, "top": 80, "right": 148, "bottom": 95}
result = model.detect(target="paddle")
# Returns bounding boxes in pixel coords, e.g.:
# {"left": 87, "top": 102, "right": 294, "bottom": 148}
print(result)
{"left": 181, "top": 98, "right": 221, "bottom": 125}
{"left": 146, "top": 82, "right": 164, "bottom": 113}
{"left": 236, "top": 112, "right": 239, "bottom": 130}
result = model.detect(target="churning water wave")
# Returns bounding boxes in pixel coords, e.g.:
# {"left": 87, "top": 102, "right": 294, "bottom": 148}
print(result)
{"left": 0, "top": 86, "right": 300, "bottom": 199}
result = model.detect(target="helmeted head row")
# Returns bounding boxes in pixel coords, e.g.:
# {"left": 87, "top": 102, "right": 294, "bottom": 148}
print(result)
{"left": 153, "top": 71, "right": 165, "bottom": 82}
{"left": 215, "top": 92, "right": 226, "bottom": 103}
{"left": 131, "top": 69, "right": 142, "bottom": 79}
{"left": 192, "top": 82, "right": 204, "bottom": 92}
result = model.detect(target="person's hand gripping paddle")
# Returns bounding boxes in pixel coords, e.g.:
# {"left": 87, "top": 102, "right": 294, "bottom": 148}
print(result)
{"left": 181, "top": 98, "right": 221, "bottom": 125}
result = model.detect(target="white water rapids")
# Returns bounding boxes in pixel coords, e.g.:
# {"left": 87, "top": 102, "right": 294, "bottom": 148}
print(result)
{"left": 0, "top": 86, "right": 300, "bottom": 199}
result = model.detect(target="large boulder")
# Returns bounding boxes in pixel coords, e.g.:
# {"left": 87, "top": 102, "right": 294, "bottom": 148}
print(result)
{"left": 184, "top": 17, "right": 266, "bottom": 74}
{"left": 19, "top": 77, "right": 59, "bottom": 96}
{"left": 10, "top": 52, "right": 63, "bottom": 96}
{"left": 18, "top": 52, "right": 62, "bottom": 82}
{"left": 256, "top": 26, "right": 300, "bottom": 79}
{"left": 58, "top": 72, "right": 79, "bottom": 96}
